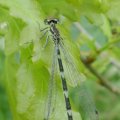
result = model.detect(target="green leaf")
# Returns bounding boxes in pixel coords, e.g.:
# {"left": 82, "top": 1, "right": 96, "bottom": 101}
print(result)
{"left": 107, "top": 0, "right": 120, "bottom": 21}
{"left": 0, "top": 0, "right": 120, "bottom": 120}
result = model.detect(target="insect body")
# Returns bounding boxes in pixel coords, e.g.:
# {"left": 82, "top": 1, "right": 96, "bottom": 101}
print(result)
{"left": 41, "top": 18, "right": 99, "bottom": 120}
{"left": 44, "top": 18, "right": 73, "bottom": 120}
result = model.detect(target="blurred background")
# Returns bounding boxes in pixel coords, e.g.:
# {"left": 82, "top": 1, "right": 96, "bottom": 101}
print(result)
{"left": 0, "top": 0, "right": 120, "bottom": 120}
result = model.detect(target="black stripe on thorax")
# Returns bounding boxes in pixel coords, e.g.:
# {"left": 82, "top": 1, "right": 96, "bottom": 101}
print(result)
{"left": 50, "top": 25, "right": 60, "bottom": 36}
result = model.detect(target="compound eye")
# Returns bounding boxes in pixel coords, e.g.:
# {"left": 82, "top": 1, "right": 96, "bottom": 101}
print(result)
{"left": 44, "top": 19, "right": 49, "bottom": 24}
{"left": 54, "top": 19, "right": 59, "bottom": 24}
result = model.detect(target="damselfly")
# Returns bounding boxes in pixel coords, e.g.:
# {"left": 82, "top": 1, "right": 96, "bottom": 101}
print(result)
{"left": 39, "top": 18, "right": 99, "bottom": 120}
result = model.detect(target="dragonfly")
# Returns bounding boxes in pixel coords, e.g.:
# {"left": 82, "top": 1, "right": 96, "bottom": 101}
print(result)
{"left": 39, "top": 18, "right": 99, "bottom": 120}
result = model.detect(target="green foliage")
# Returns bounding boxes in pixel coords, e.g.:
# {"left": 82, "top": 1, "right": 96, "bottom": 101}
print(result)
{"left": 0, "top": 0, "right": 120, "bottom": 120}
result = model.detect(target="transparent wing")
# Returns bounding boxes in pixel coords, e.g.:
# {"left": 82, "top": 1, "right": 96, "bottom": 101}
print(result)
{"left": 59, "top": 41, "right": 85, "bottom": 86}
{"left": 44, "top": 46, "right": 58, "bottom": 120}
{"left": 59, "top": 41, "right": 99, "bottom": 120}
